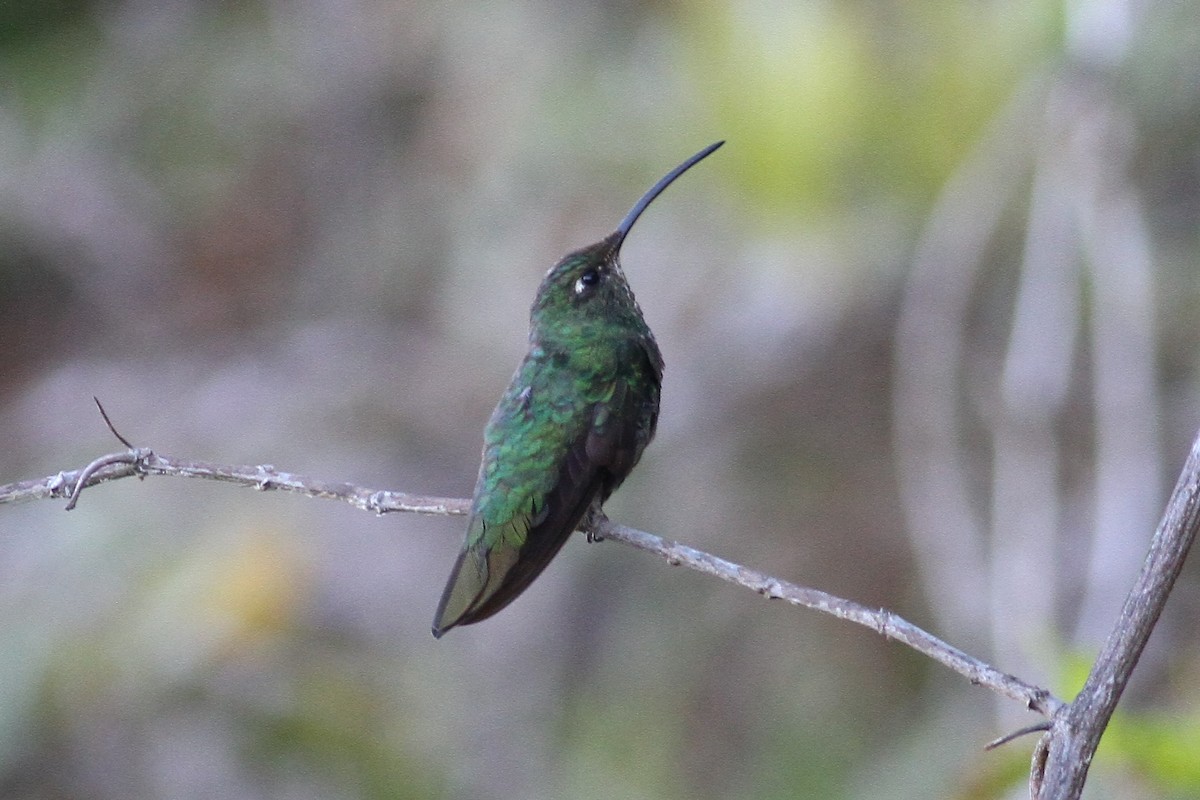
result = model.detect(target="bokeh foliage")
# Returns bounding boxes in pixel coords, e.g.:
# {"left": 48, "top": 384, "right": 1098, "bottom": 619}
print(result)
{"left": 1, "top": 1, "right": 1199, "bottom": 798}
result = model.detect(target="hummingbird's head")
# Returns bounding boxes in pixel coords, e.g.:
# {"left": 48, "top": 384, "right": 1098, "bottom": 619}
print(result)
{"left": 531, "top": 235, "right": 637, "bottom": 327}
{"left": 529, "top": 141, "right": 724, "bottom": 337}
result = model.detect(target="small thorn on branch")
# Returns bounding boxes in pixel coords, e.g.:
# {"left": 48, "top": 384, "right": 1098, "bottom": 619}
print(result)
{"left": 367, "top": 491, "right": 388, "bottom": 515}
{"left": 254, "top": 465, "right": 278, "bottom": 491}
{"left": 985, "top": 722, "right": 1051, "bottom": 751}
{"left": 94, "top": 396, "right": 134, "bottom": 449}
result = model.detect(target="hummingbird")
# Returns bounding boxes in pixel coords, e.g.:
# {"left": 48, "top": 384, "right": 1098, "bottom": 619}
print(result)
{"left": 432, "top": 141, "right": 724, "bottom": 637}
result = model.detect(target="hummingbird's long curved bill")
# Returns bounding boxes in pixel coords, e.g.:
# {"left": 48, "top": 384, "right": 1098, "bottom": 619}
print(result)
{"left": 612, "top": 141, "right": 724, "bottom": 250}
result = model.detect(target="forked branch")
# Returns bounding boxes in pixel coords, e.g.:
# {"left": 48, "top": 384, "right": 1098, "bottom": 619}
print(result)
{"left": 1034, "top": 428, "right": 1200, "bottom": 798}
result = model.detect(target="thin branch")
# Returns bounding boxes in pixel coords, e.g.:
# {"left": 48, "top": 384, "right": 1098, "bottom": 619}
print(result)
{"left": 1035, "top": 427, "right": 1200, "bottom": 798}
{"left": 0, "top": 443, "right": 1064, "bottom": 720}
{"left": 93, "top": 396, "right": 134, "bottom": 449}
{"left": 64, "top": 449, "right": 146, "bottom": 510}
{"left": 594, "top": 517, "right": 1063, "bottom": 717}
{"left": 985, "top": 722, "right": 1051, "bottom": 751}
{"left": 0, "top": 449, "right": 467, "bottom": 517}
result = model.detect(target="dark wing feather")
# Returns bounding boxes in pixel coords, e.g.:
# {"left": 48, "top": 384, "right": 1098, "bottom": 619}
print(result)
{"left": 439, "top": 436, "right": 599, "bottom": 630}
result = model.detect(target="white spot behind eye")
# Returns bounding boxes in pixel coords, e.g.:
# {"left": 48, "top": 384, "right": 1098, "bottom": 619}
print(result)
{"left": 574, "top": 277, "right": 587, "bottom": 295}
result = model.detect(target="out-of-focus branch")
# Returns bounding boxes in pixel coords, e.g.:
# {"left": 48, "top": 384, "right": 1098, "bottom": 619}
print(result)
{"left": 989, "top": 78, "right": 1081, "bottom": 695}
{"left": 1073, "top": 86, "right": 1163, "bottom": 643}
{"left": 0, "top": 443, "right": 1063, "bottom": 720}
{"left": 893, "top": 75, "right": 1047, "bottom": 649}
{"left": 1035, "top": 427, "right": 1200, "bottom": 799}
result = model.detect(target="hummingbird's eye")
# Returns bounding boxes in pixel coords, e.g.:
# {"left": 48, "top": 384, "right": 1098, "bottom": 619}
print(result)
{"left": 574, "top": 269, "right": 600, "bottom": 296}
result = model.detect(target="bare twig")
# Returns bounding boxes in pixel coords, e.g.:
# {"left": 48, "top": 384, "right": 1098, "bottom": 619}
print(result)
{"left": 0, "top": 450, "right": 467, "bottom": 517}
{"left": 1035, "top": 427, "right": 1200, "bottom": 798}
{"left": 0, "top": 444, "right": 1064, "bottom": 720}
{"left": 64, "top": 449, "right": 148, "bottom": 510}
{"left": 93, "top": 396, "right": 134, "bottom": 449}
{"left": 594, "top": 516, "right": 1063, "bottom": 718}
{"left": 985, "top": 722, "right": 1052, "bottom": 751}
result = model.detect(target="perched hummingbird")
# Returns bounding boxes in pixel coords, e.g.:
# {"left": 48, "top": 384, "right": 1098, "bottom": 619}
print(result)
{"left": 432, "top": 141, "right": 724, "bottom": 637}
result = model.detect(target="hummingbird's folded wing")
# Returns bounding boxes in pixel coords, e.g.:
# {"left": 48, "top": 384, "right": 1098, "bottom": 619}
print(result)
{"left": 431, "top": 340, "right": 661, "bottom": 636}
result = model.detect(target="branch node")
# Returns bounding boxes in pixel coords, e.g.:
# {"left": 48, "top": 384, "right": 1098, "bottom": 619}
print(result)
{"left": 49, "top": 471, "right": 70, "bottom": 496}
{"left": 367, "top": 491, "right": 389, "bottom": 515}
{"left": 254, "top": 465, "right": 277, "bottom": 491}
{"left": 877, "top": 608, "right": 894, "bottom": 639}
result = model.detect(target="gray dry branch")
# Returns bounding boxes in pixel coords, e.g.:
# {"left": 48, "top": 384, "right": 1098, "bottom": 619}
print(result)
{"left": 1034, "top": 429, "right": 1200, "bottom": 799}
{"left": 1, "top": 439, "right": 1062, "bottom": 719}
{"left": 4, "top": 420, "right": 1200, "bottom": 800}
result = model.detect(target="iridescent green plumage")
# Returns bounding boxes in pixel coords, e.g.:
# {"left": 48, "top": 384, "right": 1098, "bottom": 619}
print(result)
{"left": 432, "top": 142, "right": 723, "bottom": 637}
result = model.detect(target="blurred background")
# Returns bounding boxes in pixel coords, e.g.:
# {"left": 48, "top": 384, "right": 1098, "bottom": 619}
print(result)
{"left": 1, "top": 1, "right": 1198, "bottom": 798}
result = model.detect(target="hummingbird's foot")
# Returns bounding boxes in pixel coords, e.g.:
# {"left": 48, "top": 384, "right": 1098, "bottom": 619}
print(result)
{"left": 583, "top": 507, "right": 608, "bottom": 543}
